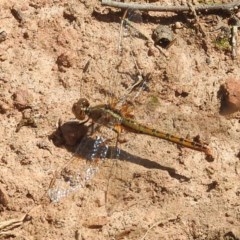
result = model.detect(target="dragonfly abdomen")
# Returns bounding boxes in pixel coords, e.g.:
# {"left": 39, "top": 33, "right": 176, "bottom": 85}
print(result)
{"left": 121, "top": 117, "right": 212, "bottom": 157}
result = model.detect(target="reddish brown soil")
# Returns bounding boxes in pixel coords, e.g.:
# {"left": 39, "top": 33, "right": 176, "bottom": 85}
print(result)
{"left": 0, "top": 0, "right": 240, "bottom": 239}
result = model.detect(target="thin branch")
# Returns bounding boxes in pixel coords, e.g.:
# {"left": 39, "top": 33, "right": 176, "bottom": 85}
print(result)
{"left": 231, "top": 25, "right": 238, "bottom": 59}
{"left": 101, "top": 0, "right": 240, "bottom": 13}
{"left": 118, "top": 9, "right": 128, "bottom": 54}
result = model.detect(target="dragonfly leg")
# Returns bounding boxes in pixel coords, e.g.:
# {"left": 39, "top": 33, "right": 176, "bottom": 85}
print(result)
{"left": 113, "top": 124, "right": 129, "bottom": 144}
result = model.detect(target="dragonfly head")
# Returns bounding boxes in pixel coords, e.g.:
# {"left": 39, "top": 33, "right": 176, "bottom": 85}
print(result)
{"left": 72, "top": 98, "right": 90, "bottom": 120}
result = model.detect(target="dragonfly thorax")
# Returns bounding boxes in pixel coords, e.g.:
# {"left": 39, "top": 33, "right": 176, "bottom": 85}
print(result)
{"left": 72, "top": 98, "right": 90, "bottom": 120}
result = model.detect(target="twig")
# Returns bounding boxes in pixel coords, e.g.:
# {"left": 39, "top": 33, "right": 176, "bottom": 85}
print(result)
{"left": 230, "top": 16, "right": 240, "bottom": 59}
{"left": 231, "top": 25, "right": 238, "bottom": 59}
{"left": 140, "top": 220, "right": 163, "bottom": 240}
{"left": 101, "top": 0, "right": 240, "bottom": 13}
{"left": 118, "top": 9, "right": 128, "bottom": 54}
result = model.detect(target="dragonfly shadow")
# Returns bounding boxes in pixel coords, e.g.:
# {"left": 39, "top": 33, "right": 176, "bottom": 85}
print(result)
{"left": 49, "top": 121, "right": 190, "bottom": 182}
{"left": 109, "top": 146, "right": 190, "bottom": 182}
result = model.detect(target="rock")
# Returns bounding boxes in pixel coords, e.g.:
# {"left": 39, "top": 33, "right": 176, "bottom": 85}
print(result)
{"left": 0, "top": 100, "right": 10, "bottom": 113}
{"left": 152, "top": 25, "right": 174, "bottom": 48}
{"left": 219, "top": 77, "right": 240, "bottom": 114}
{"left": 56, "top": 53, "right": 74, "bottom": 71}
{"left": 12, "top": 88, "right": 33, "bottom": 110}
{"left": 0, "top": 31, "right": 7, "bottom": 43}
{"left": 175, "top": 22, "right": 183, "bottom": 29}
{"left": 0, "top": 186, "right": 9, "bottom": 206}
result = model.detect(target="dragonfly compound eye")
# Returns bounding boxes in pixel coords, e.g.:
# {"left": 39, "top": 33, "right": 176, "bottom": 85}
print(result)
{"left": 79, "top": 98, "right": 90, "bottom": 108}
{"left": 72, "top": 98, "right": 89, "bottom": 120}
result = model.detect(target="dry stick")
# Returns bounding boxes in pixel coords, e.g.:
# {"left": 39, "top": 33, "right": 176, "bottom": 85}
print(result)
{"left": 140, "top": 220, "right": 163, "bottom": 240}
{"left": 230, "top": 15, "right": 240, "bottom": 59}
{"left": 231, "top": 25, "right": 238, "bottom": 59}
{"left": 101, "top": 0, "right": 240, "bottom": 13}
{"left": 118, "top": 9, "right": 128, "bottom": 54}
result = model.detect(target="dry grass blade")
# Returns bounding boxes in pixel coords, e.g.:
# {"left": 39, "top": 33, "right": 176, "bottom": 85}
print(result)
{"left": 0, "top": 214, "right": 29, "bottom": 235}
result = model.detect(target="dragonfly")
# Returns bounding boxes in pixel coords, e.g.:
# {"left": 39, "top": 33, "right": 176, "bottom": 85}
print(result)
{"left": 72, "top": 98, "right": 213, "bottom": 160}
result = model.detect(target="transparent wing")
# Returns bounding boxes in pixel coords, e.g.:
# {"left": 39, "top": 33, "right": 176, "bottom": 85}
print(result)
{"left": 48, "top": 135, "right": 109, "bottom": 203}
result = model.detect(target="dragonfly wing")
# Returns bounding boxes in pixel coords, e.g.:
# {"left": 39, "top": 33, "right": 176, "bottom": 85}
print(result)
{"left": 48, "top": 135, "right": 109, "bottom": 202}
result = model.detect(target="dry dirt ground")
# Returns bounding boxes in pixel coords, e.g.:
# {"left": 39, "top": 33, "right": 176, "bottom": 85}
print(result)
{"left": 0, "top": 0, "right": 240, "bottom": 239}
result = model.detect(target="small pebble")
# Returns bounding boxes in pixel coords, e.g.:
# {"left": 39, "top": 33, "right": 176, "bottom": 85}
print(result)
{"left": 12, "top": 88, "right": 33, "bottom": 110}
{"left": 56, "top": 53, "right": 72, "bottom": 68}
{"left": 0, "top": 186, "right": 9, "bottom": 206}
{"left": 175, "top": 22, "right": 183, "bottom": 29}
{"left": 0, "top": 100, "right": 10, "bottom": 113}
{"left": 0, "top": 31, "right": 7, "bottom": 43}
